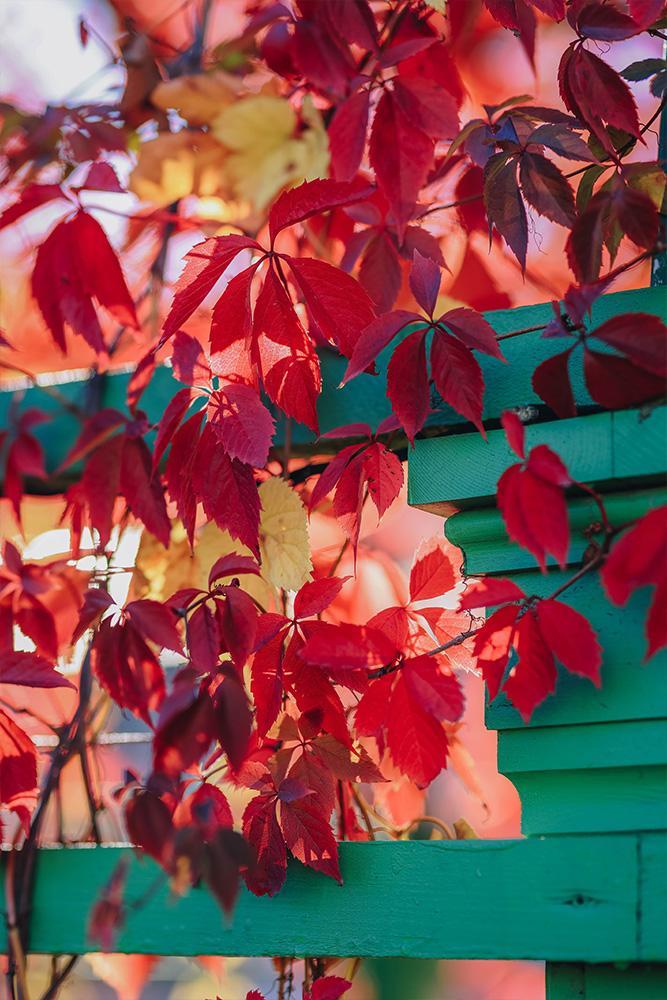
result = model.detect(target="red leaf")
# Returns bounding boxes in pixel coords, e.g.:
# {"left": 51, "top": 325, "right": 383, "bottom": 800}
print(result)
{"left": 398, "top": 41, "right": 466, "bottom": 107}
{"left": 125, "top": 599, "right": 183, "bottom": 652}
{"left": 300, "top": 622, "right": 398, "bottom": 671}
{"left": 528, "top": 122, "right": 599, "bottom": 161}
{"left": 165, "top": 411, "right": 203, "bottom": 545}
{"left": 409, "top": 535, "right": 459, "bottom": 602}
{"left": 161, "top": 235, "right": 260, "bottom": 342}
{"left": 473, "top": 604, "right": 520, "bottom": 699}
{"left": 81, "top": 432, "right": 124, "bottom": 546}
{"left": 78, "top": 162, "right": 124, "bottom": 193}
{"left": 121, "top": 437, "right": 171, "bottom": 546}
{"left": 536, "top": 598, "right": 602, "bottom": 685}
{"left": 125, "top": 789, "right": 174, "bottom": 865}
{"left": 308, "top": 443, "right": 364, "bottom": 510}
{"left": 439, "top": 307, "right": 504, "bottom": 361}
{"left": 0, "top": 709, "right": 37, "bottom": 809}
{"left": 171, "top": 331, "right": 212, "bottom": 384}
{"left": 242, "top": 793, "right": 287, "bottom": 896}
{"left": 154, "top": 683, "right": 215, "bottom": 777}
{"left": 431, "top": 329, "right": 485, "bottom": 434}
{"left": 32, "top": 212, "right": 137, "bottom": 353}
{"left": 583, "top": 349, "right": 665, "bottom": 410}
{"left": 369, "top": 90, "right": 433, "bottom": 238}
{"left": 269, "top": 178, "right": 371, "bottom": 242}
{"left": 216, "top": 586, "right": 258, "bottom": 669}
{"left": 153, "top": 387, "right": 195, "bottom": 469}
{"left": 209, "top": 263, "right": 258, "bottom": 354}
{"left": 519, "top": 152, "right": 575, "bottom": 227}
{"left": 409, "top": 250, "right": 441, "bottom": 317}
{"left": 192, "top": 428, "right": 260, "bottom": 557}
{"left": 402, "top": 655, "right": 464, "bottom": 722}
{"left": 458, "top": 577, "right": 526, "bottom": 610}
{"left": 387, "top": 673, "right": 448, "bottom": 786}
{"left": 251, "top": 629, "right": 286, "bottom": 737}
{"left": 293, "top": 577, "right": 349, "bottom": 620}
{"left": 560, "top": 45, "right": 640, "bottom": 154}
{"left": 91, "top": 620, "right": 165, "bottom": 726}
{"left": 359, "top": 232, "right": 402, "bottom": 314}
{"left": 279, "top": 794, "right": 341, "bottom": 882}
{"left": 208, "top": 553, "right": 260, "bottom": 587}
{"left": 209, "top": 384, "right": 275, "bottom": 467}
{"left": 0, "top": 183, "right": 65, "bottom": 231}
{"left": 497, "top": 459, "right": 570, "bottom": 570}
{"left": 175, "top": 782, "right": 233, "bottom": 836}
{"left": 532, "top": 350, "right": 576, "bottom": 418}
{"left": 362, "top": 441, "right": 404, "bottom": 518}
{"left": 601, "top": 506, "right": 667, "bottom": 658}
{"left": 387, "top": 328, "right": 429, "bottom": 443}
{"left": 392, "top": 77, "right": 459, "bottom": 140}
{"left": 307, "top": 976, "right": 352, "bottom": 1000}
{"left": 343, "top": 310, "right": 419, "bottom": 384}
{"left": 483, "top": 155, "right": 528, "bottom": 270}
{"left": 589, "top": 313, "right": 667, "bottom": 377}
{"left": 255, "top": 267, "right": 322, "bottom": 432}
{"left": 565, "top": 193, "right": 606, "bottom": 283}
{"left": 526, "top": 444, "right": 571, "bottom": 488}
{"left": 503, "top": 609, "right": 557, "bottom": 721}
{"left": 332, "top": 451, "right": 365, "bottom": 551}
{"left": 0, "top": 651, "right": 75, "bottom": 689}
{"left": 501, "top": 410, "right": 526, "bottom": 458}
{"left": 287, "top": 255, "right": 376, "bottom": 359}
{"left": 188, "top": 605, "right": 220, "bottom": 672}
{"left": 329, "top": 92, "right": 371, "bottom": 181}
{"left": 214, "top": 672, "right": 253, "bottom": 769}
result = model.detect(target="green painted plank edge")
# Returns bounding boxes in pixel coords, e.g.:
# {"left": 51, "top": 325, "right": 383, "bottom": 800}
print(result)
{"left": 408, "top": 405, "right": 667, "bottom": 511}
{"left": 498, "top": 719, "right": 667, "bottom": 775}
{"left": 546, "top": 964, "right": 667, "bottom": 1000}
{"left": 1, "top": 287, "right": 664, "bottom": 481}
{"left": 444, "top": 486, "right": 667, "bottom": 575}
{"left": 512, "top": 765, "right": 667, "bottom": 836}
{"left": 0, "top": 837, "right": 658, "bottom": 961}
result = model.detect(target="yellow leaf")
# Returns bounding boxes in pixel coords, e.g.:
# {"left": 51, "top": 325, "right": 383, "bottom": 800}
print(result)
{"left": 258, "top": 477, "right": 312, "bottom": 591}
{"left": 151, "top": 70, "right": 239, "bottom": 125}
{"left": 212, "top": 95, "right": 329, "bottom": 210}
{"left": 129, "top": 130, "right": 230, "bottom": 207}
{"left": 135, "top": 521, "right": 272, "bottom": 608}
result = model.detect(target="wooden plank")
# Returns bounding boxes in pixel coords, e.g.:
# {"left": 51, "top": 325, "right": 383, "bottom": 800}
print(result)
{"left": 499, "top": 720, "right": 667, "bottom": 775}
{"left": 513, "top": 766, "right": 667, "bottom": 835}
{"left": 485, "top": 570, "right": 667, "bottom": 731}
{"left": 2, "top": 287, "right": 664, "bottom": 487}
{"left": 638, "top": 833, "right": 667, "bottom": 961}
{"left": 408, "top": 406, "right": 666, "bottom": 512}
{"left": 0, "top": 838, "right": 647, "bottom": 961}
{"left": 445, "top": 487, "right": 667, "bottom": 575}
{"left": 546, "top": 964, "right": 667, "bottom": 1000}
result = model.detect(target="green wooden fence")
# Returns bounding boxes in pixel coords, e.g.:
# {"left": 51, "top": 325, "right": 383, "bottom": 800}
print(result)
{"left": 1, "top": 284, "right": 666, "bottom": 999}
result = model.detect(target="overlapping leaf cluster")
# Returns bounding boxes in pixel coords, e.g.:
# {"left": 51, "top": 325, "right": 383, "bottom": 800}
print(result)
{"left": 0, "top": 2, "right": 666, "bottom": 990}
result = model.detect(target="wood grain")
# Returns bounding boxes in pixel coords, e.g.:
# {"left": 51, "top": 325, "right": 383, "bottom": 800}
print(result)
{"left": 0, "top": 837, "right": 657, "bottom": 961}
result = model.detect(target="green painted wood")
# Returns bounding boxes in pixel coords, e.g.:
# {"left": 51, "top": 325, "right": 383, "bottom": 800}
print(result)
{"left": 485, "top": 569, "right": 667, "bottom": 731}
{"left": 0, "top": 838, "right": 654, "bottom": 961}
{"left": 408, "top": 405, "right": 667, "bottom": 512}
{"left": 638, "top": 833, "right": 667, "bottom": 961}
{"left": 498, "top": 720, "right": 667, "bottom": 774}
{"left": 445, "top": 487, "right": 667, "bottom": 575}
{"left": 1, "top": 287, "right": 664, "bottom": 488}
{"left": 511, "top": 766, "right": 667, "bottom": 835}
{"left": 546, "top": 964, "right": 667, "bottom": 1000}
